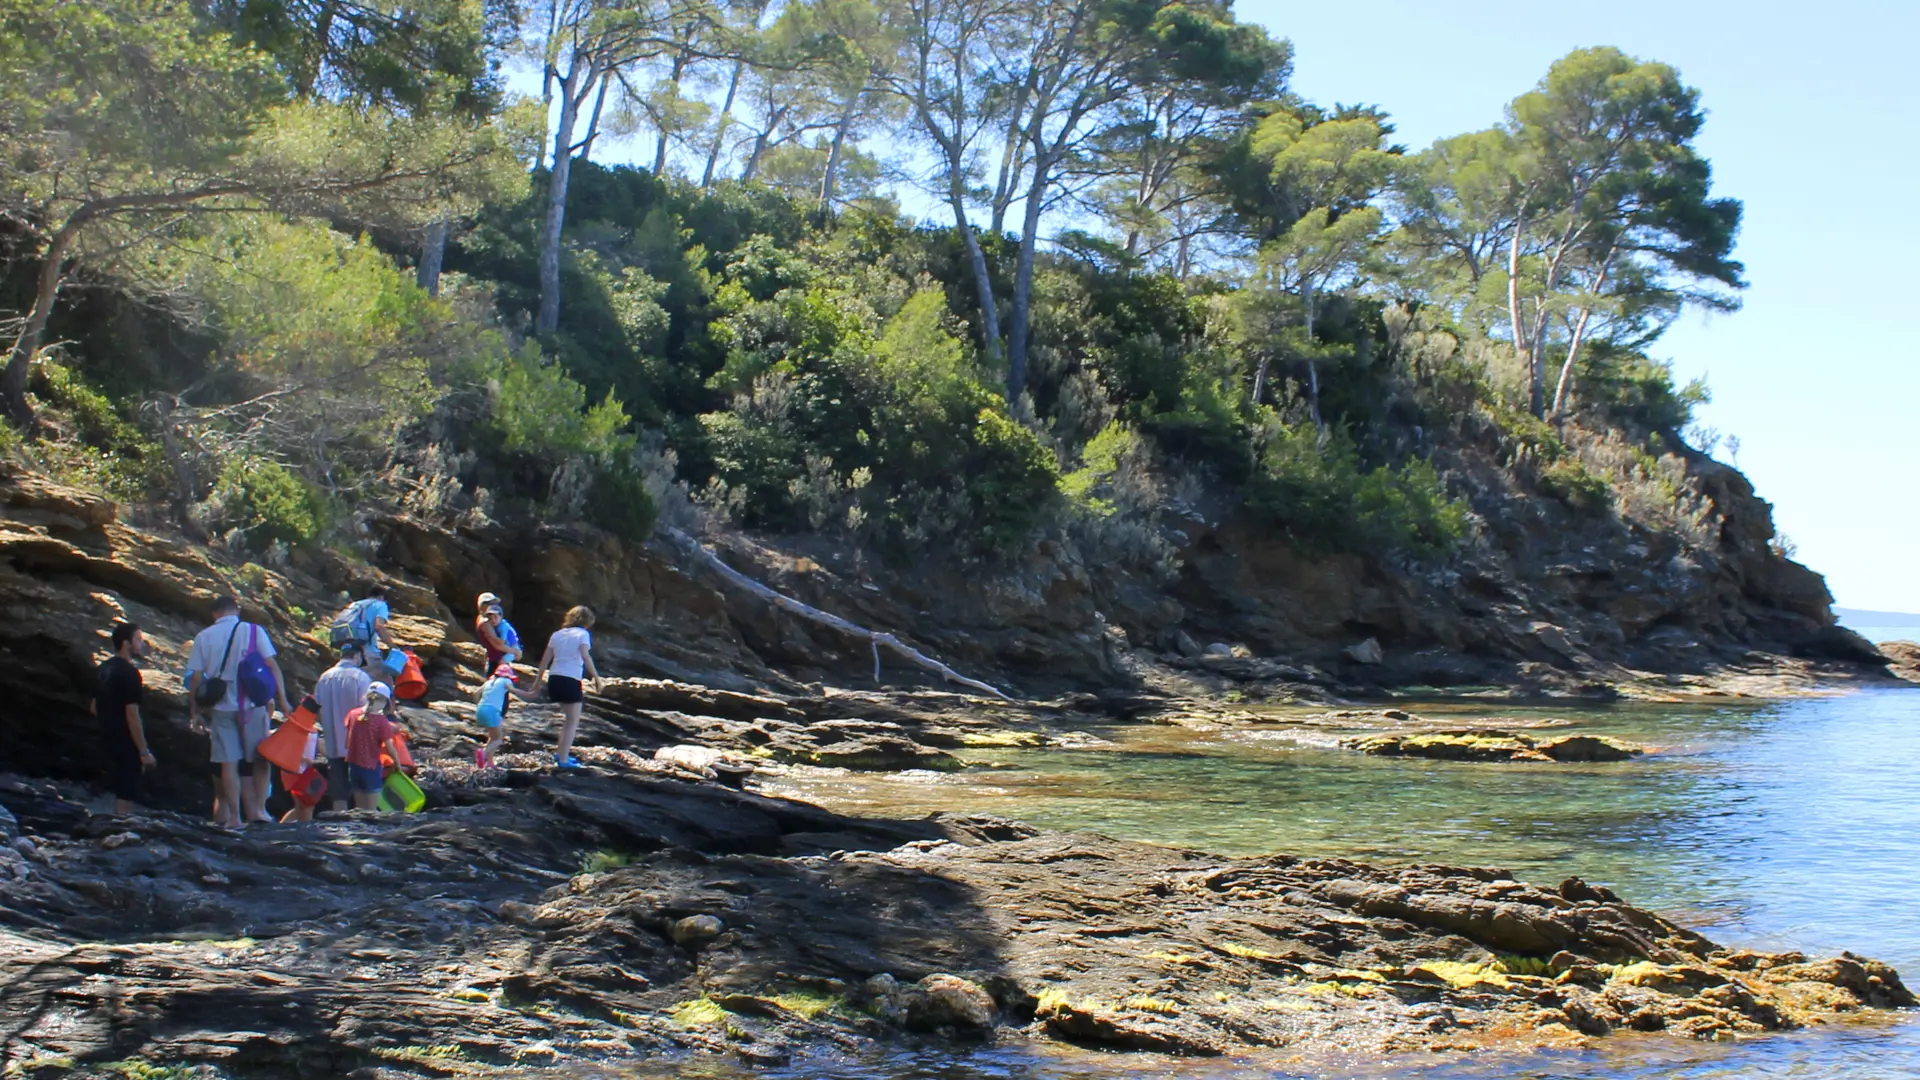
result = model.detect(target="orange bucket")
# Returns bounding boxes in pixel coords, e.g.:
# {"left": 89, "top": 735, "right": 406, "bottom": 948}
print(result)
{"left": 379, "top": 729, "right": 416, "bottom": 772}
{"left": 257, "top": 718, "right": 311, "bottom": 773}
{"left": 287, "top": 695, "right": 321, "bottom": 730}
{"left": 393, "top": 651, "right": 428, "bottom": 701}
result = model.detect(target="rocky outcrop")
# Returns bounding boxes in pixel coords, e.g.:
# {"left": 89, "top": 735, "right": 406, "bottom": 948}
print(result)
{"left": 1880, "top": 640, "right": 1920, "bottom": 683}
{"left": 0, "top": 751, "right": 1908, "bottom": 1075}
{"left": 1344, "top": 730, "right": 1646, "bottom": 763}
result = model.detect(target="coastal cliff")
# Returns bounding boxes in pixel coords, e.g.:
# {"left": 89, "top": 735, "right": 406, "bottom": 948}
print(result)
{"left": 1, "top": 457, "right": 1914, "bottom": 1074}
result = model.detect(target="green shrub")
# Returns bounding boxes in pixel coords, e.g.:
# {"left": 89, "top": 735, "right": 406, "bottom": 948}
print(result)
{"left": 28, "top": 359, "right": 171, "bottom": 500}
{"left": 1538, "top": 457, "right": 1611, "bottom": 514}
{"left": 214, "top": 456, "right": 328, "bottom": 548}
{"left": 1247, "top": 425, "right": 1464, "bottom": 559}
{"left": 585, "top": 458, "right": 659, "bottom": 541}
{"left": 965, "top": 408, "right": 1060, "bottom": 550}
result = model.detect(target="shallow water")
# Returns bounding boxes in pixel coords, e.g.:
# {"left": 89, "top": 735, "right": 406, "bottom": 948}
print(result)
{"left": 724, "top": 688, "right": 1920, "bottom": 1079}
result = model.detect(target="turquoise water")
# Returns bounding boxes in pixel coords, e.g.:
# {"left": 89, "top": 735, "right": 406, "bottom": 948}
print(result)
{"left": 727, "top": 688, "right": 1920, "bottom": 1079}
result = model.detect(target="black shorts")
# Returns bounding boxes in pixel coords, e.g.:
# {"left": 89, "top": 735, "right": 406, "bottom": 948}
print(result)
{"left": 548, "top": 675, "right": 585, "bottom": 705}
{"left": 106, "top": 734, "right": 142, "bottom": 802}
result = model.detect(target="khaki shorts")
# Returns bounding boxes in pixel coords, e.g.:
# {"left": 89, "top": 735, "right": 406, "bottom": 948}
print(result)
{"left": 208, "top": 709, "right": 268, "bottom": 764}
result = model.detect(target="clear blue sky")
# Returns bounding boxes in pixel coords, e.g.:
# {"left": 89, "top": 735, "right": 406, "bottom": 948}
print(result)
{"left": 1237, "top": 0, "right": 1920, "bottom": 610}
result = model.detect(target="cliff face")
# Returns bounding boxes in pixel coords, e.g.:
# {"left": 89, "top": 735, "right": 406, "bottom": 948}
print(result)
{"left": 0, "top": 443, "right": 1889, "bottom": 812}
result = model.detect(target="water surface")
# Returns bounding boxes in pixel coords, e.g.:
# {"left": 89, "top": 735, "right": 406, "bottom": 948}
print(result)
{"left": 730, "top": 688, "right": 1920, "bottom": 1079}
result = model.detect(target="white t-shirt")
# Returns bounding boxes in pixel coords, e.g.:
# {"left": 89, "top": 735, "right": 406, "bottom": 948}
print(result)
{"left": 546, "top": 627, "right": 593, "bottom": 680}
{"left": 186, "top": 615, "right": 276, "bottom": 712}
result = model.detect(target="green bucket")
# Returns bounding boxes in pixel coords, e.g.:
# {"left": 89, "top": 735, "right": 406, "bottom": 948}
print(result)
{"left": 377, "top": 770, "right": 426, "bottom": 813}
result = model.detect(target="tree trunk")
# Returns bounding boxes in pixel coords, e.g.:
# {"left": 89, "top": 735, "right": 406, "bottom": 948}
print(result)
{"left": 653, "top": 52, "right": 690, "bottom": 175}
{"left": 537, "top": 57, "right": 591, "bottom": 336}
{"left": 416, "top": 218, "right": 448, "bottom": 298}
{"left": 739, "top": 130, "right": 769, "bottom": 181}
{"left": 701, "top": 59, "right": 746, "bottom": 189}
{"left": 817, "top": 85, "right": 862, "bottom": 211}
{"left": 1506, "top": 205, "right": 1541, "bottom": 416}
{"left": 578, "top": 73, "right": 611, "bottom": 162}
{"left": 1303, "top": 290, "right": 1324, "bottom": 432}
{"left": 2, "top": 218, "right": 80, "bottom": 427}
{"left": 1550, "top": 250, "right": 1617, "bottom": 418}
{"left": 1250, "top": 356, "right": 1270, "bottom": 405}
{"left": 948, "top": 184, "right": 1001, "bottom": 375}
{"left": 1004, "top": 158, "right": 1049, "bottom": 403}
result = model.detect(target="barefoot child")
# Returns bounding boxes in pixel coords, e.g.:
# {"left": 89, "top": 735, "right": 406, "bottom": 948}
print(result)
{"left": 473, "top": 664, "right": 537, "bottom": 768}
{"left": 343, "top": 683, "right": 405, "bottom": 811}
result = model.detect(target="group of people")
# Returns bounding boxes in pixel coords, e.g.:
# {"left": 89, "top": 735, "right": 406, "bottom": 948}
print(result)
{"left": 93, "top": 583, "right": 604, "bottom": 824}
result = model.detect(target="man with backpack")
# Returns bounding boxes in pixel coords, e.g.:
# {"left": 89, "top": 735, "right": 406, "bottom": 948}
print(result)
{"left": 186, "top": 595, "right": 291, "bottom": 827}
{"left": 329, "top": 585, "right": 396, "bottom": 663}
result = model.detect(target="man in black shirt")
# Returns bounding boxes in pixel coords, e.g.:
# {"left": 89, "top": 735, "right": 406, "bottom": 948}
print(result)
{"left": 95, "top": 621, "right": 154, "bottom": 815}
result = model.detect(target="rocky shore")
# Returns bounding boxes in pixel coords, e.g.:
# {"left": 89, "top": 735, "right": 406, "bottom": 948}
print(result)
{"left": 3, "top": 716, "right": 1912, "bottom": 1077}
{"left": 3, "top": 463, "right": 1918, "bottom": 1076}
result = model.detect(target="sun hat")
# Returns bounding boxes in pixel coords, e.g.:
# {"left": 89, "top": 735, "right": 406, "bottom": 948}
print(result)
{"left": 493, "top": 664, "right": 517, "bottom": 680}
{"left": 477, "top": 591, "right": 501, "bottom": 607}
{"left": 367, "top": 682, "right": 393, "bottom": 701}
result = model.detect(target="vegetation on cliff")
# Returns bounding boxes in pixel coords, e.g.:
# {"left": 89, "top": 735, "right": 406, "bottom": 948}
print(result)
{"left": 3, "top": 0, "right": 1749, "bottom": 585}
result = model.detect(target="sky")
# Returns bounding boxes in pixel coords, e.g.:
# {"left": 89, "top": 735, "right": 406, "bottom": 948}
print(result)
{"left": 1233, "top": 0, "right": 1920, "bottom": 609}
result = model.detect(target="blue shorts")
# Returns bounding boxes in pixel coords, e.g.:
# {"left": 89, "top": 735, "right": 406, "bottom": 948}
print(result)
{"left": 349, "top": 764, "right": 385, "bottom": 794}
{"left": 475, "top": 704, "right": 504, "bottom": 729}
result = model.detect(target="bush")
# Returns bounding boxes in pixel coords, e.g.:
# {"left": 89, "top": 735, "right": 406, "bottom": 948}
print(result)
{"left": 213, "top": 455, "right": 328, "bottom": 548}
{"left": 1246, "top": 425, "right": 1464, "bottom": 559}
{"left": 1538, "top": 457, "right": 1611, "bottom": 514}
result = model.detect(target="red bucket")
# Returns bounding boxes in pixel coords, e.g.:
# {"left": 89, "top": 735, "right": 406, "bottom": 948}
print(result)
{"left": 281, "top": 766, "right": 327, "bottom": 807}
{"left": 393, "top": 651, "right": 428, "bottom": 701}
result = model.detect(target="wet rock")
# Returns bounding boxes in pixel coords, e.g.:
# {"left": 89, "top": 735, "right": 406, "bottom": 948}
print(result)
{"left": 99, "top": 832, "right": 140, "bottom": 850}
{"left": 671, "top": 914, "right": 726, "bottom": 948}
{"left": 1344, "top": 637, "right": 1385, "bottom": 665}
{"left": 907, "top": 974, "right": 996, "bottom": 1030}
{"left": 1343, "top": 729, "right": 1644, "bottom": 763}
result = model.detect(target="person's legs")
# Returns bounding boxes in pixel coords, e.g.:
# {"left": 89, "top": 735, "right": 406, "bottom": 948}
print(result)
{"left": 239, "top": 709, "right": 272, "bottom": 822}
{"left": 556, "top": 702, "right": 582, "bottom": 762}
{"left": 349, "top": 764, "right": 384, "bottom": 811}
{"left": 326, "top": 758, "right": 350, "bottom": 813}
{"left": 208, "top": 712, "right": 244, "bottom": 827}
{"left": 108, "top": 735, "right": 142, "bottom": 816}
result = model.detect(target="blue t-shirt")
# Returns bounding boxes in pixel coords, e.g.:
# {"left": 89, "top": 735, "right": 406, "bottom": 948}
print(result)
{"left": 499, "top": 619, "right": 521, "bottom": 650}
{"left": 478, "top": 675, "right": 514, "bottom": 714}
{"left": 361, "top": 599, "right": 391, "bottom": 634}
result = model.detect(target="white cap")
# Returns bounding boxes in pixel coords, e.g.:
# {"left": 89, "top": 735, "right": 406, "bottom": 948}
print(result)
{"left": 367, "top": 682, "right": 393, "bottom": 700}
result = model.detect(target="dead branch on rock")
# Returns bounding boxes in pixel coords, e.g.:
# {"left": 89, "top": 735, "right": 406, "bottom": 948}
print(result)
{"left": 656, "top": 526, "right": 1013, "bottom": 700}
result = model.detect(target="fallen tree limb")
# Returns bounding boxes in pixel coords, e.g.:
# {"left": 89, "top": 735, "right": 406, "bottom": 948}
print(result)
{"left": 656, "top": 526, "right": 1013, "bottom": 701}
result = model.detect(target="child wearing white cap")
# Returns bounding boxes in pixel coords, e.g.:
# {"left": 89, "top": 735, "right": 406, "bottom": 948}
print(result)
{"left": 343, "top": 683, "right": 404, "bottom": 810}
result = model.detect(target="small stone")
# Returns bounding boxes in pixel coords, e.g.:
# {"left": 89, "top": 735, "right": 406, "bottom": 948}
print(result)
{"left": 1204, "top": 642, "right": 1235, "bottom": 657}
{"left": 1344, "top": 637, "right": 1385, "bottom": 665}
{"left": 13, "top": 837, "right": 37, "bottom": 858}
{"left": 101, "top": 831, "right": 140, "bottom": 850}
{"left": 670, "top": 914, "right": 725, "bottom": 948}
{"left": 908, "top": 973, "right": 995, "bottom": 1030}
{"left": 201, "top": 873, "right": 231, "bottom": 886}
{"left": 1173, "top": 630, "right": 1202, "bottom": 658}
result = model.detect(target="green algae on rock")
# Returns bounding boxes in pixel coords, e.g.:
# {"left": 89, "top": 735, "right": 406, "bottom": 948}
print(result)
{"left": 1343, "top": 729, "right": 1646, "bottom": 763}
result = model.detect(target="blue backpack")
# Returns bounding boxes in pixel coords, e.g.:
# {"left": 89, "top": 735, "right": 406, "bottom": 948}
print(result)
{"left": 238, "top": 624, "right": 278, "bottom": 708}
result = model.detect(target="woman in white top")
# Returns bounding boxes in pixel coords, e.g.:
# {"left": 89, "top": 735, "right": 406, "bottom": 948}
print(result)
{"left": 538, "top": 605, "right": 601, "bottom": 769}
